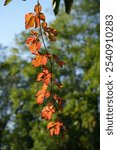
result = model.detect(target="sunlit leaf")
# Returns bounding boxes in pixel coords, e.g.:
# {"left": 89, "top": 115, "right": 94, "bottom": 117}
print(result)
{"left": 36, "top": 84, "right": 48, "bottom": 104}
{"left": 42, "top": 22, "right": 47, "bottom": 29}
{"left": 41, "top": 103, "right": 55, "bottom": 120}
{"left": 39, "top": 13, "right": 46, "bottom": 21}
{"left": 37, "top": 68, "right": 51, "bottom": 85}
{"left": 25, "top": 13, "right": 35, "bottom": 29}
{"left": 26, "top": 35, "right": 41, "bottom": 54}
{"left": 35, "top": 15, "right": 40, "bottom": 28}
{"left": 47, "top": 121, "right": 64, "bottom": 136}
{"left": 34, "top": 3, "right": 42, "bottom": 14}
{"left": 32, "top": 54, "right": 47, "bottom": 67}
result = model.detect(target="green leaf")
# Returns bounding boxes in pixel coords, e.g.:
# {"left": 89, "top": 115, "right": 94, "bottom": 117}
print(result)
{"left": 52, "top": 0, "right": 60, "bottom": 15}
{"left": 4, "top": 0, "right": 12, "bottom": 6}
{"left": 64, "top": 0, "right": 74, "bottom": 14}
{"left": 52, "top": 0, "right": 74, "bottom": 15}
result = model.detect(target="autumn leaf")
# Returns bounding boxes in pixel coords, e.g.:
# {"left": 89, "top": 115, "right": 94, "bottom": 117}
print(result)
{"left": 25, "top": 3, "right": 44, "bottom": 29}
{"left": 25, "top": 13, "right": 35, "bottom": 29}
{"left": 36, "top": 91, "right": 45, "bottom": 104}
{"left": 41, "top": 103, "right": 55, "bottom": 120}
{"left": 36, "top": 84, "right": 48, "bottom": 104}
{"left": 25, "top": 12, "right": 40, "bottom": 29}
{"left": 26, "top": 36, "right": 36, "bottom": 44}
{"left": 44, "top": 27, "right": 57, "bottom": 41}
{"left": 45, "top": 91, "right": 51, "bottom": 98}
{"left": 37, "top": 68, "right": 51, "bottom": 85}
{"left": 46, "top": 28, "right": 57, "bottom": 36}
{"left": 48, "top": 34, "right": 56, "bottom": 41}
{"left": 29, "top": 42, "right": 41, "bottom": 54}
{"left": 32, "top": 53, "right": 47, "bottom": 67}
{"left": 26, "top": 36, "right": 41, "bottom": 54}
{"left": 30, "top": 30, "right": 38, "bottom": 35}
{"left": 35, "top": 15, "right": 40, "bottom": 28}
{"left": 39, "top": 13, "right": 46, "bottom": 21}
{"left": 47, "top": 121, "right": 64, "bottom": 136}
{"left": 34, "top": 3, "right": 42, "bottom": 14}
{"left": 42, "top": 22, "right": 47, "bottom": 29}
{"left": 24, "top": 2, "right": 65, "bottom": 134}
{"left": 53, "top": 94, "right": 63, "bottom": 104}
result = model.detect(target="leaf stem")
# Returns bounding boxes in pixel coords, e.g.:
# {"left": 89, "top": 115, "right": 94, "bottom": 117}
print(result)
{"left": 37, "top": 2, "right": 61, "bottom": 118}
{"left": 39, "top": 20, "right": 53, "bottom": 99}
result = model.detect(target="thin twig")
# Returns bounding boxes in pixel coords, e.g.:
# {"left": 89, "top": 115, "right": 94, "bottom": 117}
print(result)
{"left": 39, "top": 25, "right": 53, "bottom": 97}
{"left": 37, "top": 2, "right": 61, "bottom": 117}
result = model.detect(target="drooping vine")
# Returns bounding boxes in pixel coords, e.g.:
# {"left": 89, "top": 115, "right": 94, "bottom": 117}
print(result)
{"left": 25, "top": 1, "right": 65, "bottom": 136}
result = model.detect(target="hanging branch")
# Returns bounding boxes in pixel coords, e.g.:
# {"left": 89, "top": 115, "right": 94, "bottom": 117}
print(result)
{"left": 25, "top": 1, "right": 65, "bottom": 136}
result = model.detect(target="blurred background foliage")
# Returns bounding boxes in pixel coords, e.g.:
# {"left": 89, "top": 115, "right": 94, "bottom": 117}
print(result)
{"left": 0, "top": 0, "right": 100, "bottom": 149}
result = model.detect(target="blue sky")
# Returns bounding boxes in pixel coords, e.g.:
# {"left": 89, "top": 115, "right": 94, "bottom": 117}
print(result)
{"left": 0, "top": 0, "right": 55, "bottom": 46}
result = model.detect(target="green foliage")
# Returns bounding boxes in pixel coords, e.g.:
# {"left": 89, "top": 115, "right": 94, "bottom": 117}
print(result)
{"left": 52, "top": 0, "right": 74, "bottom": 15}
{"left": 4, "top": 0, "right": 74, "bottom": 15}
{"left": 4, "top": 0, "right": 12, "bottom": 6}
{"left": 0, "top": 0, "right": 99, "bottom": 149}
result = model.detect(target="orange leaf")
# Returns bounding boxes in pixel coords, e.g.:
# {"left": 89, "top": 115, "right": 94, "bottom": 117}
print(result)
{"left": 47, "top": 121, "right": 64, "bottom": 136}
{"left": 42, "top": 22, "right": 47, "bottom": 29}
{"left": 30, "top": 30, "right": 38, "bottom": 36}
{"left": 36, "top": 72, "right": 44, "bottom": 82}
{"left": 32, "top": 54, "right": 47, "bottom": 67}
{"left": 26, "top": 36, "right": 36, "bottom": 44}
{"left": 34, "top": 3, "right": 42, "bottom": 15}
{"left": 36, "top": 84, "right": 48, "bottom": 97}
{"left": 25, "top": 13, "right": 35, "bottom": 29}
{"left": 35, "top": 15, "right": 40, "bottom": 28}
{"left": 39, "top": 13, "right": 45, "bottom": 21}
{"left": 42, "top": 73, "right": 51, "bottom": 85}
{"left": 42, "top": 68, "right": 51, "bottom": 85}
{"left": 41, "top": 103, "right": 55, "bottom": 120}
{"left": 47, "top": 122, "right": 55, "bottom": 129}
{"left": 53, "top": 94, "right": 63, "bottom": 104}
{"left": 26, "top": 36, "right": 41, "bottom": 54}
{"left": 36, "top": 92, "right": 45, "bottom": 104}
{"left": 37, "top": 68, "right": 51, "bottom": 85}
{"left": 36, "top": 84, "right": 48, "bottom": 104}
{"left": 45, "top": 91, "right": 50, "bottom": 98}
{"left": 29, "top": 42, "right": 41, "bottom": 54}
{"left": 50, "top": 128, "right": 54, "bottom": 136}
